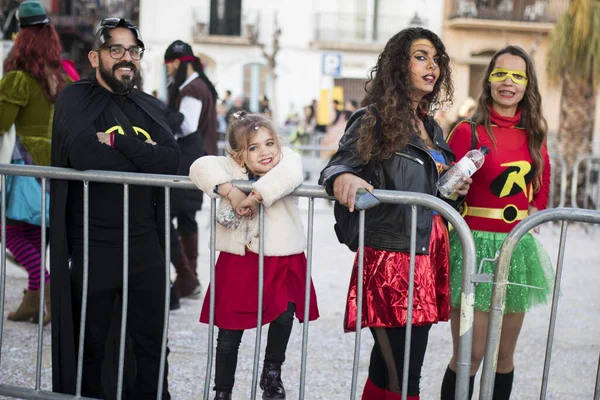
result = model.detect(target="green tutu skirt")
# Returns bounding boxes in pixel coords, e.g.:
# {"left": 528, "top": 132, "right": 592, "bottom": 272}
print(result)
{"left": 449, "top": 229, "right": 554, "bottom": 314}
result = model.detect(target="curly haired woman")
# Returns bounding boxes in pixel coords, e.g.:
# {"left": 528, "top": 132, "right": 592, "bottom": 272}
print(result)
{"left": 0, "top": 1, "right": 68, "bottom": 324}
{"left": 320, "top": 27, "right": 470, "bottom": 399}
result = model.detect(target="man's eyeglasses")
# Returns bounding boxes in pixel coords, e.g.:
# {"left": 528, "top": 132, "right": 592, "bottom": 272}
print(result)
{"left": 102, "top": 44, "right": 144, "bottom": 60}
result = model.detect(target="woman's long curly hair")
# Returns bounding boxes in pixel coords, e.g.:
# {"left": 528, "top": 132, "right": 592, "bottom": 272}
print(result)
{"left": 474, "top": 45, "right": 547, "bottom": 192}
{"left": 4, "top": 24, "right": 66, "bottom": 103}
{"left": 357, "top": 27, "right": 453, "bottom": 161}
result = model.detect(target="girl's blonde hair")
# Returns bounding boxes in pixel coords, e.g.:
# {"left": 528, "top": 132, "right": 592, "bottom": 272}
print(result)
{"left": 226, "top": 111, "right": 280, "bottom": 165}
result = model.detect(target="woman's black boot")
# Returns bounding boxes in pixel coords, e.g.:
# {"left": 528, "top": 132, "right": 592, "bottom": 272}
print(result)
{"left": 260, "top": 363, "right": 286, "bottom": 399}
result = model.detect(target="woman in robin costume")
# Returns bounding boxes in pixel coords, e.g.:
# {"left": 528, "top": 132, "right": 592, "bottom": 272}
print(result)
{"left": 440, "top": 46, "right": 553, "bottom": 400}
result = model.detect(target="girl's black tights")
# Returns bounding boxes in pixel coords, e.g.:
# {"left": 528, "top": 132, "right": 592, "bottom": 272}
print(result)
{"left": 213, "top": 302, "right": 296, "bottom": 393}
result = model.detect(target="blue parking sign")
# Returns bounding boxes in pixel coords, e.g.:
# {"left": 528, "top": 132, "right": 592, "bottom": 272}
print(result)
{"left": 322, "top": 53, "right": 342, "bottom": 77}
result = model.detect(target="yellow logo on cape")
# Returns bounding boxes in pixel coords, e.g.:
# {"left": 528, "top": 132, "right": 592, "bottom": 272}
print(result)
{"left": 104, "top": 125, "right": 151, "bottom": 140}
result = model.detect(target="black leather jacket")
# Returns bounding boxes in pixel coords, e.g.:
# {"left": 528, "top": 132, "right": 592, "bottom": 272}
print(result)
{"left": 319, "top": 107, "right": 460, "bottom": 254}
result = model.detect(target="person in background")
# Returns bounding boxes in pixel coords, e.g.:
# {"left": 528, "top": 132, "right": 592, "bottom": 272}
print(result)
{"left": 0, "top": 0, "right": 68, "bottom": 325}
{"left": 440, "top": 46, "right": 553, "bottom": 400}
{"left": 164, "top": 39, "right": 218, "bottom": 300}
{"left": 301, "top": 105, "right": 316, "bottom": 134}
{"left": 284, "top": 102, "right": 299, "bottom": 127}
{"left": 331, "top": 99, "right": 342, "bottom": 125}
{"left": 344, "top": 99, "right": 359, "bottom": 119}
{"left": 0, "top": 0, "right": 20, "bottom": 40}
{"left": 321, "top": 103, "right": 349, "bottom": 160}
{"left": 313, "top": 98, "right": 327, "bottom": 135}
{"left": 225, "top": 96, "right": 246, "bottom": 126}
{"left": 221, "top": 89, "right": 233, "bottom": 110}
{"left": 259, "top": 95, "right": 271, "bottom": 115}
{"left": 289, "top": 104, "right": 316, "bottom": 148}
{"left": 216, "top": 102, "right": 228, "bottom": 143}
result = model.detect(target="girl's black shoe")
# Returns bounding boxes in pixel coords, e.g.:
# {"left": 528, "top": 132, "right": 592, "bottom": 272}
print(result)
{"left": 214, "top": 391, "right": 231, "bottom": 400}
{"left": 260, "top": 363, "right": 286, "bottom": 399}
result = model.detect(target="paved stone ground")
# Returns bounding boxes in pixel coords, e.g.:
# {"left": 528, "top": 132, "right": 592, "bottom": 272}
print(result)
{"left": 0, "top": 196, "right": 599, "bottom": 399}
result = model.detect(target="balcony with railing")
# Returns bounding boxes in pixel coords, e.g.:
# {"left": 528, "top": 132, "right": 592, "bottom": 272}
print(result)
{"left": 192, "top": 6, "right": 259, "bottom": 45}
{"left": 47, "top": 0, "right": 139, "bottom": 41}
{"left": 313, "top": 12, "right": 427, "bottom": 51}
{"left": 447, "top": 0, "right": 568, "bottom": 32}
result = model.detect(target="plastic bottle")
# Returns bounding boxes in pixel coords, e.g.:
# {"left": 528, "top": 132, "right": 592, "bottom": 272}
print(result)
{"left": 438, "top": 146, "right": 490, "bottom": 197}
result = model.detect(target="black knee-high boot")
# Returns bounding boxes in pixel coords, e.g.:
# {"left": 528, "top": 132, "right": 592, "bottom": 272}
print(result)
{"left": 492, "top": 370, "right": 514, "bottom": 400}
{"left": 440, "top": 366, "right": 475, "bottom": 400}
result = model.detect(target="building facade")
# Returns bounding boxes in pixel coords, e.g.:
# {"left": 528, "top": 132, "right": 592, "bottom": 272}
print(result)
{"left": 442, "top": 0, "right": 600, "bottom": 152}
{"left": 138, "top": 0, "right": 443, "bottom": 125}
{"left": 0, "top": 0, "right": 138, "bottom": 77}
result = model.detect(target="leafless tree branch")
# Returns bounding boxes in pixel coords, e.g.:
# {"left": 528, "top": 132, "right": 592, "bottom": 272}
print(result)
{"left": 247, "top": 11, "right": 281, "bottom": 71}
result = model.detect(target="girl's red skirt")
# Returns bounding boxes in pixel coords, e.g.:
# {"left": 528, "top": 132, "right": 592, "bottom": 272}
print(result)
{"left": 200, "top": 251, "right": 319, "bottom": 330}
{"left": 344, "top": 214, "right": 450, "bottom": 332}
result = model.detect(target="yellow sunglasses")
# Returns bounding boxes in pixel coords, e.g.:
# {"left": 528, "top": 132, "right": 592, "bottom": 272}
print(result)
{"left": 488, "top": 68, "right": 528, "bottom": 86}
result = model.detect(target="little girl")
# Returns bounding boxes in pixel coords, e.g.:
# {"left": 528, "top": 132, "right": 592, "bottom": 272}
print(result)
{"left": 189, "top": 111, "right": 320, "bottom": 400}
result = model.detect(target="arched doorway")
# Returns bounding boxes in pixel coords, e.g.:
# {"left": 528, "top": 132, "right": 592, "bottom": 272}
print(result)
{"left": 242, "top": 62, "right": 268, "bottom": 112}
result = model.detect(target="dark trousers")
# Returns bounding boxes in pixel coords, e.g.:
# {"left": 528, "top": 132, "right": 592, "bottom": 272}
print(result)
{"left": 368, "top": 325, "right": 432, "bottom": 396}
{"left": 170, "top": 211, "right": 197, "bottom": 258}
{"left": 214, "top": 302, "right": 296, "bottom": 393}
{"left": 70, "top": 235, "right": 170, "bottom": 400}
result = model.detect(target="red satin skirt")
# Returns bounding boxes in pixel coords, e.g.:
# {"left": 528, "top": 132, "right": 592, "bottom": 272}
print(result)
{"left": 200, "top": 251, "right": 320, "bottom": 330}
{"left": 344, "top": 215, "right": 450, "bottom": 332}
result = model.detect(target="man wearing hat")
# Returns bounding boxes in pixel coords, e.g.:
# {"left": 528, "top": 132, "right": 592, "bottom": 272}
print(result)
{"left": 164, "top": 40, "right": 218, "bottom": 300}
{"left": 50, "top": 18, "right": 180, "bottom": 399}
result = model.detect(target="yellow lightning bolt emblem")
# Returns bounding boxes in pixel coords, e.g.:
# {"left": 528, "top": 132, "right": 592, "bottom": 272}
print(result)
{"left": 499, "top": 161, "right": 531, "bottom": 198}
{"left": 133, "top": 127, "right": 151, "bottom": 140}
{"left": 105, "top": 125, "right": 125, "bottom": 135}
{"left": 104, "top": 125, "right": 152, "bottom": 140}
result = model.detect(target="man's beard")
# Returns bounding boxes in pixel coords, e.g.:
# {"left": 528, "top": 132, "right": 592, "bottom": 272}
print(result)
{"left": 98, "top": 60, "right": 139, "bottom": 94}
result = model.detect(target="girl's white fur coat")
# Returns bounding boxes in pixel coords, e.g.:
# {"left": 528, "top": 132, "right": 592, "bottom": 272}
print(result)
{"left": 189, "top": 147, "right": 306, "bottom": 256}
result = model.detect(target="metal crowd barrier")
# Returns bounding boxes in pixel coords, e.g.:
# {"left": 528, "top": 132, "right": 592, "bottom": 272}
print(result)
{"left": 571, "top": 155, "right": 600, "bottom": 210}
{"left": 479, "top": 207, "right": 600, "bottom": 400}
{"left": 0, "top": 164, "right": 478, "bottom": 400}
{"left": 0, "top": 164, "right": 181, "bottom": 400}
{"left": 549, "top": 154, "right": 567, "bottom": 209}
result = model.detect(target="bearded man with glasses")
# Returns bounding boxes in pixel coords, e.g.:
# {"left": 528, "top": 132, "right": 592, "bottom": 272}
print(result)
{"left": 49, "top": 18, "right": 180, "bottom": 399}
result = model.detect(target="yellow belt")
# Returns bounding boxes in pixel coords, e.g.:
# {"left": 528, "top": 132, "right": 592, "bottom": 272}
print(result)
{"left": 464, "top": 204, "right": 528, "bottom": 224}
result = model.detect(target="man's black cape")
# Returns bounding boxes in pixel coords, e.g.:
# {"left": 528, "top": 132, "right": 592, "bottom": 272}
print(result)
{"left": 50, "top": 79, "right": 172, "bottom": 396}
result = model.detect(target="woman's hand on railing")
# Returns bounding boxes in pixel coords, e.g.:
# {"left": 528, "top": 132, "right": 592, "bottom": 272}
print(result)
{"left": 333, "top": 173, "right": 373, "bottom": 212}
